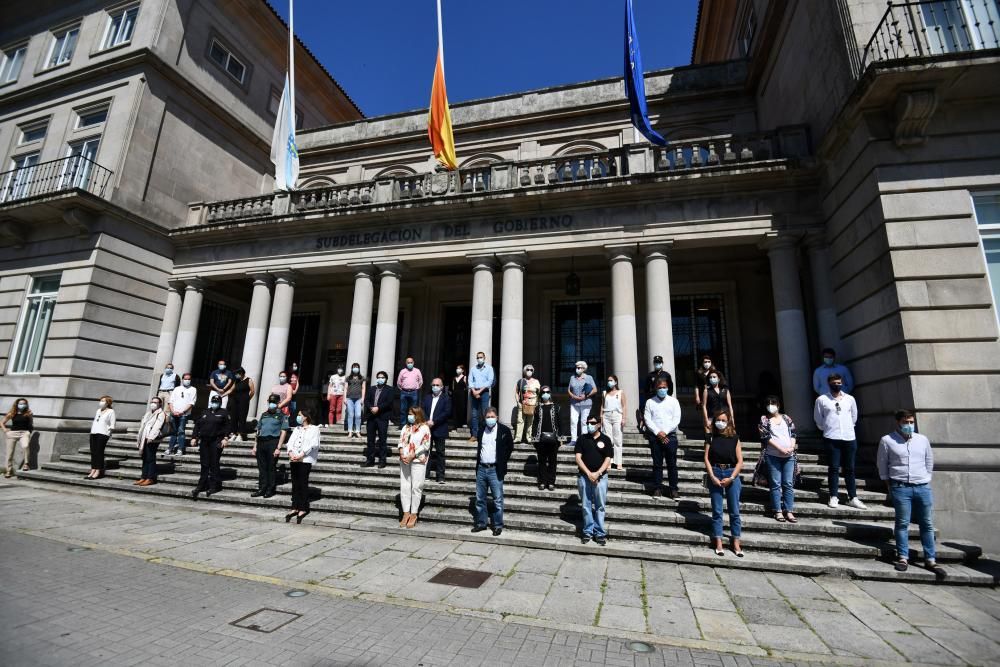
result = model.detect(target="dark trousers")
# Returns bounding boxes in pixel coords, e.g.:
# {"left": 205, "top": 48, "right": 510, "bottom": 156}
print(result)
{"left": 89, "top": 433, "right": 110, "bottom": 470}
{"left": 647, "top": 432, "right": 679, "bottom": 491}
{"left": 535, "top": 437, "right": 560, "bottom": 485}
{"left": 825, "top": 438, "right": 858, "bottom": 499}
{"left": 140, "top": 440, "right": 159, "bottom": 480}
{"left": 230, "top": 398, "right": 250, "bottom": 439}
{"left": 365, "top": 417, "right": 389, "bottom": 463}
{"left": 256, "top": 436, "right": 279, "bottom": 493}
{"left": 290, "top": 461, "right": 312, "bottom": 510}
{"left": 197, "top": 438, "right": 223, "bottom": 490}
{"left": 430, "top": 435, "right": 447, "bottom": 480}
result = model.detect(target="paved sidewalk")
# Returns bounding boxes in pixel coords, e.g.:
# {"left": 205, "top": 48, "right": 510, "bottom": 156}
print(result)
{"left": 2, "top": 481, "right": 999, "bottom": 665}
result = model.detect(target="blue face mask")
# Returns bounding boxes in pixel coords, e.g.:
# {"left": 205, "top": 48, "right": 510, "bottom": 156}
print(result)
{"left": 406, "top": 363, "right": 414, "bottom": 370}
{"left": 296, "top": 414, "right": 304, "bottom": 425}
{"left": 376, "top": 377, "right": 386, "bottom": 386}
{"left": 541, "top": 393, "right": 551, "bottom": 401}
{"left": 656, "top": 388, "right": 668, "bottom": 399}
{"left": 431, "top": 386, "right": 442, "bottom": 395}
{"left": 587, "top": 424, "right": 597, "bottom": 433}
{"left": 268, "top": 402, "right": 278, "bottom": 411}
{"left": 900, "top": 424, "right": 915, "bottom": 436}
{"left": 823, "top": 357, "right": 835, "bottom": 366}
{"left": 485, "top": 417, "right": 497, "bottom": 428}
{"left": 407, "top": 414, "right": 415, "bottom": 424}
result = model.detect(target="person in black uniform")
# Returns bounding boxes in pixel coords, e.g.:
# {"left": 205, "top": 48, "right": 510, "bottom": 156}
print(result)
{"left": 364, "top": 371, "right": 394, "bottom": 468}
{"left": 228, "top": 367, "right": 254, "bottom": 441}
{"left": 189, "top": 395, "right": 230, "bottom": 498}
{"left": 645, "top": 355, "right": 674, "bottom": 398}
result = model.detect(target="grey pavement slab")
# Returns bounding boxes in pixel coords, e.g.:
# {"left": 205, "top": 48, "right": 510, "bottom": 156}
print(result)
{"left": 917, "top": 626, "right": 1000, "bottom": 666}
{"left": 646, "top": 595, "right": 701, "bottom": 639}
{"left": 876, "top": 630, "right": 962, "bottom": 665}
{"left": 746, "top": 623, "right": 830, "bottom": 654}
{"left": 692, "top": 609, "right": 756, "bottom": 646}
{"left": 598, "top": 603, "right": 647, "bottom": 632}
{"left": 797, "top": 608, "right": 904, "bottom": 660}
{"left": 686, "top": 582, "right": 738, "bottom": 612}
{"left": 732, "top": 595, "right": 804, "bottom": 628}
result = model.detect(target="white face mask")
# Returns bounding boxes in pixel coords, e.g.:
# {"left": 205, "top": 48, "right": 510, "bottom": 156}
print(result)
{"left": 654, "top": 363, "right": 663, "bottom": 370}
{"left": 477, "top": 358, "right": 485, "bottom": 366}
{"left": 182, "top": 379, "right": 191, "bottom": 387}
{"left": 278, "top": 376, "right": 287, "bottom": 384}
{"left": 99, "top": 400, "right": 108, "bottom": 408}
{"left": 149, "top": 402, "right": 159, "bottom": 411}
{"left": 337, "top": 369, "right": 344, "bottom": 375}
{"left": 575, "top": 368, "right": 584, "bottom": 375}
{"left": 456, "top": 368, "right": 463, "bottom": 375}
{"left": 525, "top": 370, "right": 533, "bottom": 378}
{"left": 766, "top": 404, "right": 779, "bottom": 415}
{"left": 714, "top": 421, "right": 728, "bottom": 431}
{"left": 703, "top": 362, "right": 712, "bottom": 370}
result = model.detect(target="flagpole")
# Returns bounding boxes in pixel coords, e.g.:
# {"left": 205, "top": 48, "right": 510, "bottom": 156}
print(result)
{"left": 289, "top": 0, "right": 295, "bottom": 126}
{"left": 436, "top": 0, "right": 445, "bottom": 72}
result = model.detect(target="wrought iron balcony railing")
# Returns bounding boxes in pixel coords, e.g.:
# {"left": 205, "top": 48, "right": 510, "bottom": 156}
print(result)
{"left": 861, "top": 0, "right": 1000, "bottom": 71}
{"left": 0, "top": 155, "right": 113, "bottom": 205}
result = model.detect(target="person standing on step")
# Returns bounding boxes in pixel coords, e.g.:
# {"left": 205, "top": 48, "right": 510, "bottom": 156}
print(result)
{"left": 228, "top": 367, "right": 254, "bottom": 442}
{"left": 209, "top": 359, "right": 235, "bottom": 409}
{"left": 694, "top": 355, "right": 713, "bottom": 412}
{"left": 270, "top": 371, "right": 293, "bottom": 416}
{"left": 472, "top": 407, "right": 513, "bottom": 536}
{"left": 514, "top": 364, "right": 540, "bottom": 444}
{"left": 398, "top": 406, "right": 432, "bottom": 528}
{"left": 288, "top": 363, "right": 301, "bottom": 422}
{"left": 422, "top": 377, "right": 452, "bottom": 483}
{"left": 704, "top": 411, "right": 744, "bottom": 557}
{"left": 812, "top": 348, "right": 854, "bottom": 395}
{"left": 601, "top": 375, "right": 626, "bottom": 471}
{"left": 364, "top": 371, "right": 394, "bottom": 468}
{"left": 450, "top": 364, "right": 468, "bottom": 430}
{"left": 531, "top": 386, "right": 562, "bottom": 490}
{"left": 166, "top": 373, "right": 197, "bottom": 456}
{"left": 643, "top": 378, "right": 682, "bottom": 498}
{"left": 327, "top": 366, "right": 347, "bottom": 428}
{"left": 814, "top": 373, "right": 866, "bottom": 510}
{"left": 189, "top": 394, "right": 231, "bottom": 498}
{"left": 87, "top": 396, "right": 115, "bottom": 479}
{"left": 156, "top": 363, "right": 180, "bottom": 408}
{"left": 645, "top": 355, "right": 674, "bottom": 403}
{"left": 251, "top": 394, "right": 288, "bottom": 498}
{"left": 396, "top": 356, "right": 423, "bottom": 427}
{"left": 136, "top": 397, "right": 166, "bottom": 486}
{"left": 576, "top": 416, "right": 613, "bottom": 545}
{"left": 567, "top": 360, "right": 597, "bottom": 445}
{"left": 345, "top": 363, "right": 366, "bottom": 438}
{"left": 701, "top": 369, "right": 735, "bottom": 443}
{"left": 285, "top": 410, "right": 320, "bottom": 524}
{"left": 878, "top": 409, "right": 944, "bottom": 577}
{"left": 3, "top": 398, "right": 33, "bottom": 476}
{"left": 468, "top": 352, "right": 494, "bottom": 443}
{"left": 758, "top": 395, "right": 798, "bottom": 523}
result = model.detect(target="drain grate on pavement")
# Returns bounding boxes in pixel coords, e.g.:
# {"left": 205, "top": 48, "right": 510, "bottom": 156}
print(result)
{"left": 230, "top": 608, "right": 301, "bottom": 633}
{"left": 427, "top": 567, "right": 492, "bottom": 588}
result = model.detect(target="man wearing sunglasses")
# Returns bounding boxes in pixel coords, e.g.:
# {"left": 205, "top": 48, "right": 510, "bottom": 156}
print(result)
{"left": 814, "top": 373, "right": 865, "bottom": 509}
{"left": 575, "top": 416, "right": 613, "bottom": 545}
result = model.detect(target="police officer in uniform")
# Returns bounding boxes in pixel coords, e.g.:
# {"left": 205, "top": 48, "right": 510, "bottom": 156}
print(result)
{"left": 639, "top": 355, "right": 674, "bottom": 433}
{"left": 190, "top": 395, "right": 230, "bottom": 498}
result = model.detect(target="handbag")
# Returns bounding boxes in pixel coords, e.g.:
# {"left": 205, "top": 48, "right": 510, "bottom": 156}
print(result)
{"left": 751, "top": 455, "right": 770, "bottom": 488}
{"left": 157, "top": 413, "right": 174, "bottom": 439}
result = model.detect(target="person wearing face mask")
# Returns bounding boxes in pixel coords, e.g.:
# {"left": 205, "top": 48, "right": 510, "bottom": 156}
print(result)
{"left": 701, "top": 370, "right": 735, "bottom": 443}
{"left": 812, "top": 348, "right": 855, "bottom": 395}
{"left": 643, "top": 379, "right": 682, "bottom": 498}
{"left": 270, "top": 371, "right": 293, "bottom": 416}
{"left": 327, "top": 366, "right": 347, "bottom": 428}
{"left": 284, "top": 411, "right": 320, "bottom": 523}
{"left": 450, "top": 364, "right": 468, "bottom": 429}
{"left": 576, "top": 417, "right": 613, "bottom": 545}
{"left": 473, "top": 407, "right": 513, "bottom": 536}
{"left": 878, "top": 409, "right": 943, "bottom": 577}
{"left": 422, "top": 377, "right": 452, "bottom": 483}
{"left": 758, "top": 396, "right": 798, "bottom": 522}
{"left": 3, "top": 398, "right": 34, "bottom": 477}
{"left": 645, "top": 355, "right": 674, "bottom": 400}
{"left": 189, "top": 394, "right": 231, "bottom": 497}
{"left": 87, "top": 396, "right": 115, "bottom": 479}
{"left": 228, "top": 367, "right": 254, "bottom": 442}
{"left": 251, "top": 393, "right": 289, "bottom": 498}
{"left": 514, "top": 364, "right": 540, "bottom": 444}
{"left": 814, "top": 373, "right": 865, "bottom": 509}
{"left": 468, "top": 352, "right": 495, "bottom": 443}
{"left": 156, "top": 362, "right": 180, "bottom": 408}
{"left": 396, "top": 356, "right": 424, "bottom": 426}
{"left": 344, "top": 363, "right": 366, "bottom": 438}
{"left": 135, "top": 397, "right": 166, "bottom": 486}
{"left": 363, "top": 371, "right": 394, "bottom": 467}
{"left": 567, "top": 360, "right": 597, "bottom": 445}
{"left": 601, "top": 375, "right": 627, "bottom": 470}
{"left": 398, "top": 407, "right": 432, "bottom": 527}
{"left": 694, "top": 355, "right": 713, "bottom": 410}
{"left": 288, "top": 363, "right": 301, "bottom": 421}
{"left": 704, "top": 411, "right": 744, "bottom": 557}
{"left": 166, "top": 373, "right": 197, "bottom": 456}
{"left": 531, "top": 386, "right": 562, "bottom": 490}
{"left": 209, "top": 359, "right": 235, "bottom": 409}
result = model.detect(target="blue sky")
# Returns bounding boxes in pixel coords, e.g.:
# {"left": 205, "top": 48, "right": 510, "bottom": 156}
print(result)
{"left": 270, "top": 0, "right": 700, "bottom": 118}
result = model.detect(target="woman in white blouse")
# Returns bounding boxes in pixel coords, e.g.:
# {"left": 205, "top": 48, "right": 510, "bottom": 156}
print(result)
{"left": 398, "top": 406, "right": 431, "bottom": 528}
{"left": 87, "top": 395, "right": 116, "bottom": 479}
{"left": 136, "top": 397, "right": 166, "bottom": 486}
{"left": 285, "top": 410, "right": 320, "bottom": 524}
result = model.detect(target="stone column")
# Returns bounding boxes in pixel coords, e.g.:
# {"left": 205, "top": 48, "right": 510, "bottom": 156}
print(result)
{"left": 468, "top": 255, "right": 496, "bottom": 387}
{"left": 370, "top": 263, "right": 402, "bottom": 379}
{"left": 242, "top": 273, "right": 273, "bottom": 416}
{"left": 345, "top": 266, "right": 376, "bottom": 377}
{"left": 805, "top": 234, "right": 842, "bottom": 351}
{"left": 606, "top": 245, "right": 641, "bottom": 428}
{"left": 498, "top": 253, "right": 527, "bottom": 425}
{"left": 765, "top": 235, "right": 813, "bottom": 426}
{"left": 258, "top": 271, "right": 296, "bottom": 398}
{"left": 643, "top": 243, "right": 676, "bottom": 382}
{"left": 150, "top": 281, "right": 184, "bottom": 396}
{"left": 170, "top": 278, "right": 205, "bottom": 378}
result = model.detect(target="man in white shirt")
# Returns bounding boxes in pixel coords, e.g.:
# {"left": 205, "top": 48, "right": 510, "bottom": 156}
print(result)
{"left": 166, "top": 373, "right": 197, "bottom": 456}
{"left": 813, "top": 373, "right": 865, "bottom": 509}
{"left": 643, "top": 379, "right": 682, "bottom": 498}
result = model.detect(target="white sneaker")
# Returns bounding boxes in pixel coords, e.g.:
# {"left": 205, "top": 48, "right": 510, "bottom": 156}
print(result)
{"left": 828, "top": 496, "right": 840, "bottom": 508}
{"left": 848, "top": 497, "right": 867, "bottom": 510}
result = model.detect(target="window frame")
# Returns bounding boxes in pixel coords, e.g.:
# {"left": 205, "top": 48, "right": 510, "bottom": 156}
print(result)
{"left": 207, "top": 37, "right": 249, "bottom": 87}
{"left": 45, "top": 23, "right": 81, "bottom": 70}
{"left": 739, "top": 6, "right": 757, "bottom": 57}
{"left": 75, "top": 104, "right": 110, "bottom": 129}
{"left": 60, "top": 136, "right": 102, "bottom": 190}
{"left": 973, "top": 190, "right": 1000, "bottom": 328}
{"left": 8, "top": 273, "right": 62, "bottom": 375}
{"left": 1, "top": 151, "right": 41, "bottom": 202}
{"left": 18, "top": 118, "right": 48, "bottom": 145}
{"left": 0, "top": 42, "right": 28, "bottom": 85}
{"left": 99, "top": 3, "right": 140, "bottom": 52}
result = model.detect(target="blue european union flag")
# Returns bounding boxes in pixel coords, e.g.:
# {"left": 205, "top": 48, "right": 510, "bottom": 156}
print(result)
{"left": 625, "top": 0, "right": 668, "bottom": 146}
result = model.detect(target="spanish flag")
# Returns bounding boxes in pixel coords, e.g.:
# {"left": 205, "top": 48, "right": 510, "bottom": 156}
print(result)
{"left": 428, "top": 0, "right": 457, "bottom": 170}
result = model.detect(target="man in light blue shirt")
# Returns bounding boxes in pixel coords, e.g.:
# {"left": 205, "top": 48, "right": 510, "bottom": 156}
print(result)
{"left": 468, "top": 351, "right": 495, "bottom": 442}
{"left": 812, "top": 347, "right": 854, "bottom": 395}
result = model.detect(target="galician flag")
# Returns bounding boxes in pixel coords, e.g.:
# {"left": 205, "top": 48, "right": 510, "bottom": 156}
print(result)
{"left": 428, "top": 0, "right": 458, "bottom": 170}
{"left": 625, "top": 0, "right": 668, "bottom": 146}
{"left": 270, "top": 0, "right": 299, "bottom": 190}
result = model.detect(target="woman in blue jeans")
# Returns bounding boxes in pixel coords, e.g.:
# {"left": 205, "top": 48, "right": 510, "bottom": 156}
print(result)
{"left": 758, "top": 395, "right": 798, "bottom": 523}
{"left": 703, "top": 411, "right": 743, "bottom": 557}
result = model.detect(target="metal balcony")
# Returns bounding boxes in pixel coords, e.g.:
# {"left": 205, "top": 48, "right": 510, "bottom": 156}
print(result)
{"left": 0, "top": 155, "right": 113, "bottom": 206}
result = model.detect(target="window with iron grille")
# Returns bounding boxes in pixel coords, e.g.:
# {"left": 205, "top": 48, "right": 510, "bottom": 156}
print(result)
{"left": 9, "top": 274, "right": 62, "bottom": 374}
{"left": 191, "top": 300, "right": 239, "bottom": 380}
{"left": 671, "top": 294, "right": 728, "bottom": 393}
{"left": 551, "top": 301, "right": 606, "bottom": 392}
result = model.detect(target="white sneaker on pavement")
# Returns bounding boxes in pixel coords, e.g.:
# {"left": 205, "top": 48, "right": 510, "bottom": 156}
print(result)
{"left": 847, "top": 497, "right": 867, "bottom": 510}
{"left": 828, "top": 496, "right": 840, "bottom": 508}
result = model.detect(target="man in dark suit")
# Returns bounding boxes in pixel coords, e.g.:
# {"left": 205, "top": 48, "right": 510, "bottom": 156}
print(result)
{"left": 422, "top": 376, "right": 452, "bottom": 483}
{"left": 363, "top": 370, "right": 394, "bottom": 468}
{"left": 472, "top": 406, "right": 514, "bottom": 536}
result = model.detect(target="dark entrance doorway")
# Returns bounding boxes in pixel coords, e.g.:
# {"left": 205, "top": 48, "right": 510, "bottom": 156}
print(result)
{"left": 438, "top": 305, "right": 502, "bottom": 380}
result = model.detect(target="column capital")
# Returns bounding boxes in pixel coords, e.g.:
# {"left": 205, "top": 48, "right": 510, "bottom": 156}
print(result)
{"left": 467, "top": 253, "right": 497, "bottom": 272}
{"left": 760, "top": 232, "right": 804, "bottom": 255}
{"left": 497, "top": 252, "right": 529, "bottom": 270}
{"left": 346, "top": 262, "right": 377, "bottom": 279}
{"left": 246, "top": 272, "right": 273, "bottom": 287}
{"left": 803, "top": 230, "right": 828, "bottom": 252}
{"left": 376, "top": 261, "right": 405, "bottom": 278}
{"left": 641, "top": 240, "right": 674, "bottom": 262}
{"left": 167, "top": 279, "right": 186, "bottom": 292}
{"left": 271, "top": 269, "right": 296, "bottom": 286}
{"left": 604, "top": 243, "right": 637, "bottom": 263}
{"left": 182, "top": 277, "right": 207, "bottom": 291}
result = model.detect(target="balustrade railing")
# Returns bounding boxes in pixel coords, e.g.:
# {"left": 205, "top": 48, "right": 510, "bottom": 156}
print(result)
{"left": 205, "top": 194, "right": 275, "bottom": 222}
{"left": 0, "top": 155, "right": 112, "bottom": 205}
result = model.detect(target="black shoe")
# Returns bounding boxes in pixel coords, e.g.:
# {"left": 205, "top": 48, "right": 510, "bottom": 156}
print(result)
{"left": 651, "top": 488, "right": 663, "bottom": 497}
{"left": 925, "top": 561, "right": 946, "bottom": 579}
{"left": 206, "top": 487, "right": 221, "bottom": 497}
{"left": 191, "top": 488, "right": 202, "bottom": 499}
{"left": 492, "top": 527, "right": 503, "bottom": 536}
{"left": 362, "top": 461, "right": 374, "bottom": 468}
{"left": 595, "top": 536, "right": 606, "bottom": 546}
{"left": 668, "top": 489, "right": 679, "bottom": 500}
{"left": 285, "top": 511, "right": 296, "bottom": 523}
{"left": 471, "top": 525, "right": 488, "bottom": 533}
{"left": 295, "top": 511, "right": 310, "bottom": 524}
{"left": 263, "top": 491, "right": 275, "bottom": 499}
{"left": 378, "top": 461, "right": 386, "bottom": 469}
{"left": 538, "top": 484, "right": 544, "bottom": 490}
{"left": 581, "top": 535, "right": 591, "bottom": 544}
{"left": 250, "top": 490, "right": 263, "bottom": 497}
{"left": 894, "top": 559, "right": 908, "bottom": 572}
{"left": 546, "top": 484, "right": 554, "bottom": 491}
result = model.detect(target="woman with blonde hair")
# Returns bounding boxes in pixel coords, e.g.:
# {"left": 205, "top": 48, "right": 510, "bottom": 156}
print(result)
{"left": 704, "top": 410, "right": 744, "bottom": 557}
{"left": 136, "top": 396, "right": 166, "bottom": 486}
{"left": 398, "top": 405, "right": 431, "bottom": 528}
{"left": 2, "top": 397, "right": 33, "bottom": 477}
{"left": 87, "top": 395, "right": 116, "bottom": 479}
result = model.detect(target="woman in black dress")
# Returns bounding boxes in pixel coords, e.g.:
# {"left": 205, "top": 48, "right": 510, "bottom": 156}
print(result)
{"left": 450, "top": 364, "right": 468, "bottom": 429}
{"left": 229, "top": 367, "right": 255, "bottom": 441}
{"left": 701, "top": 368, "right": 734, "bottom": 442}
